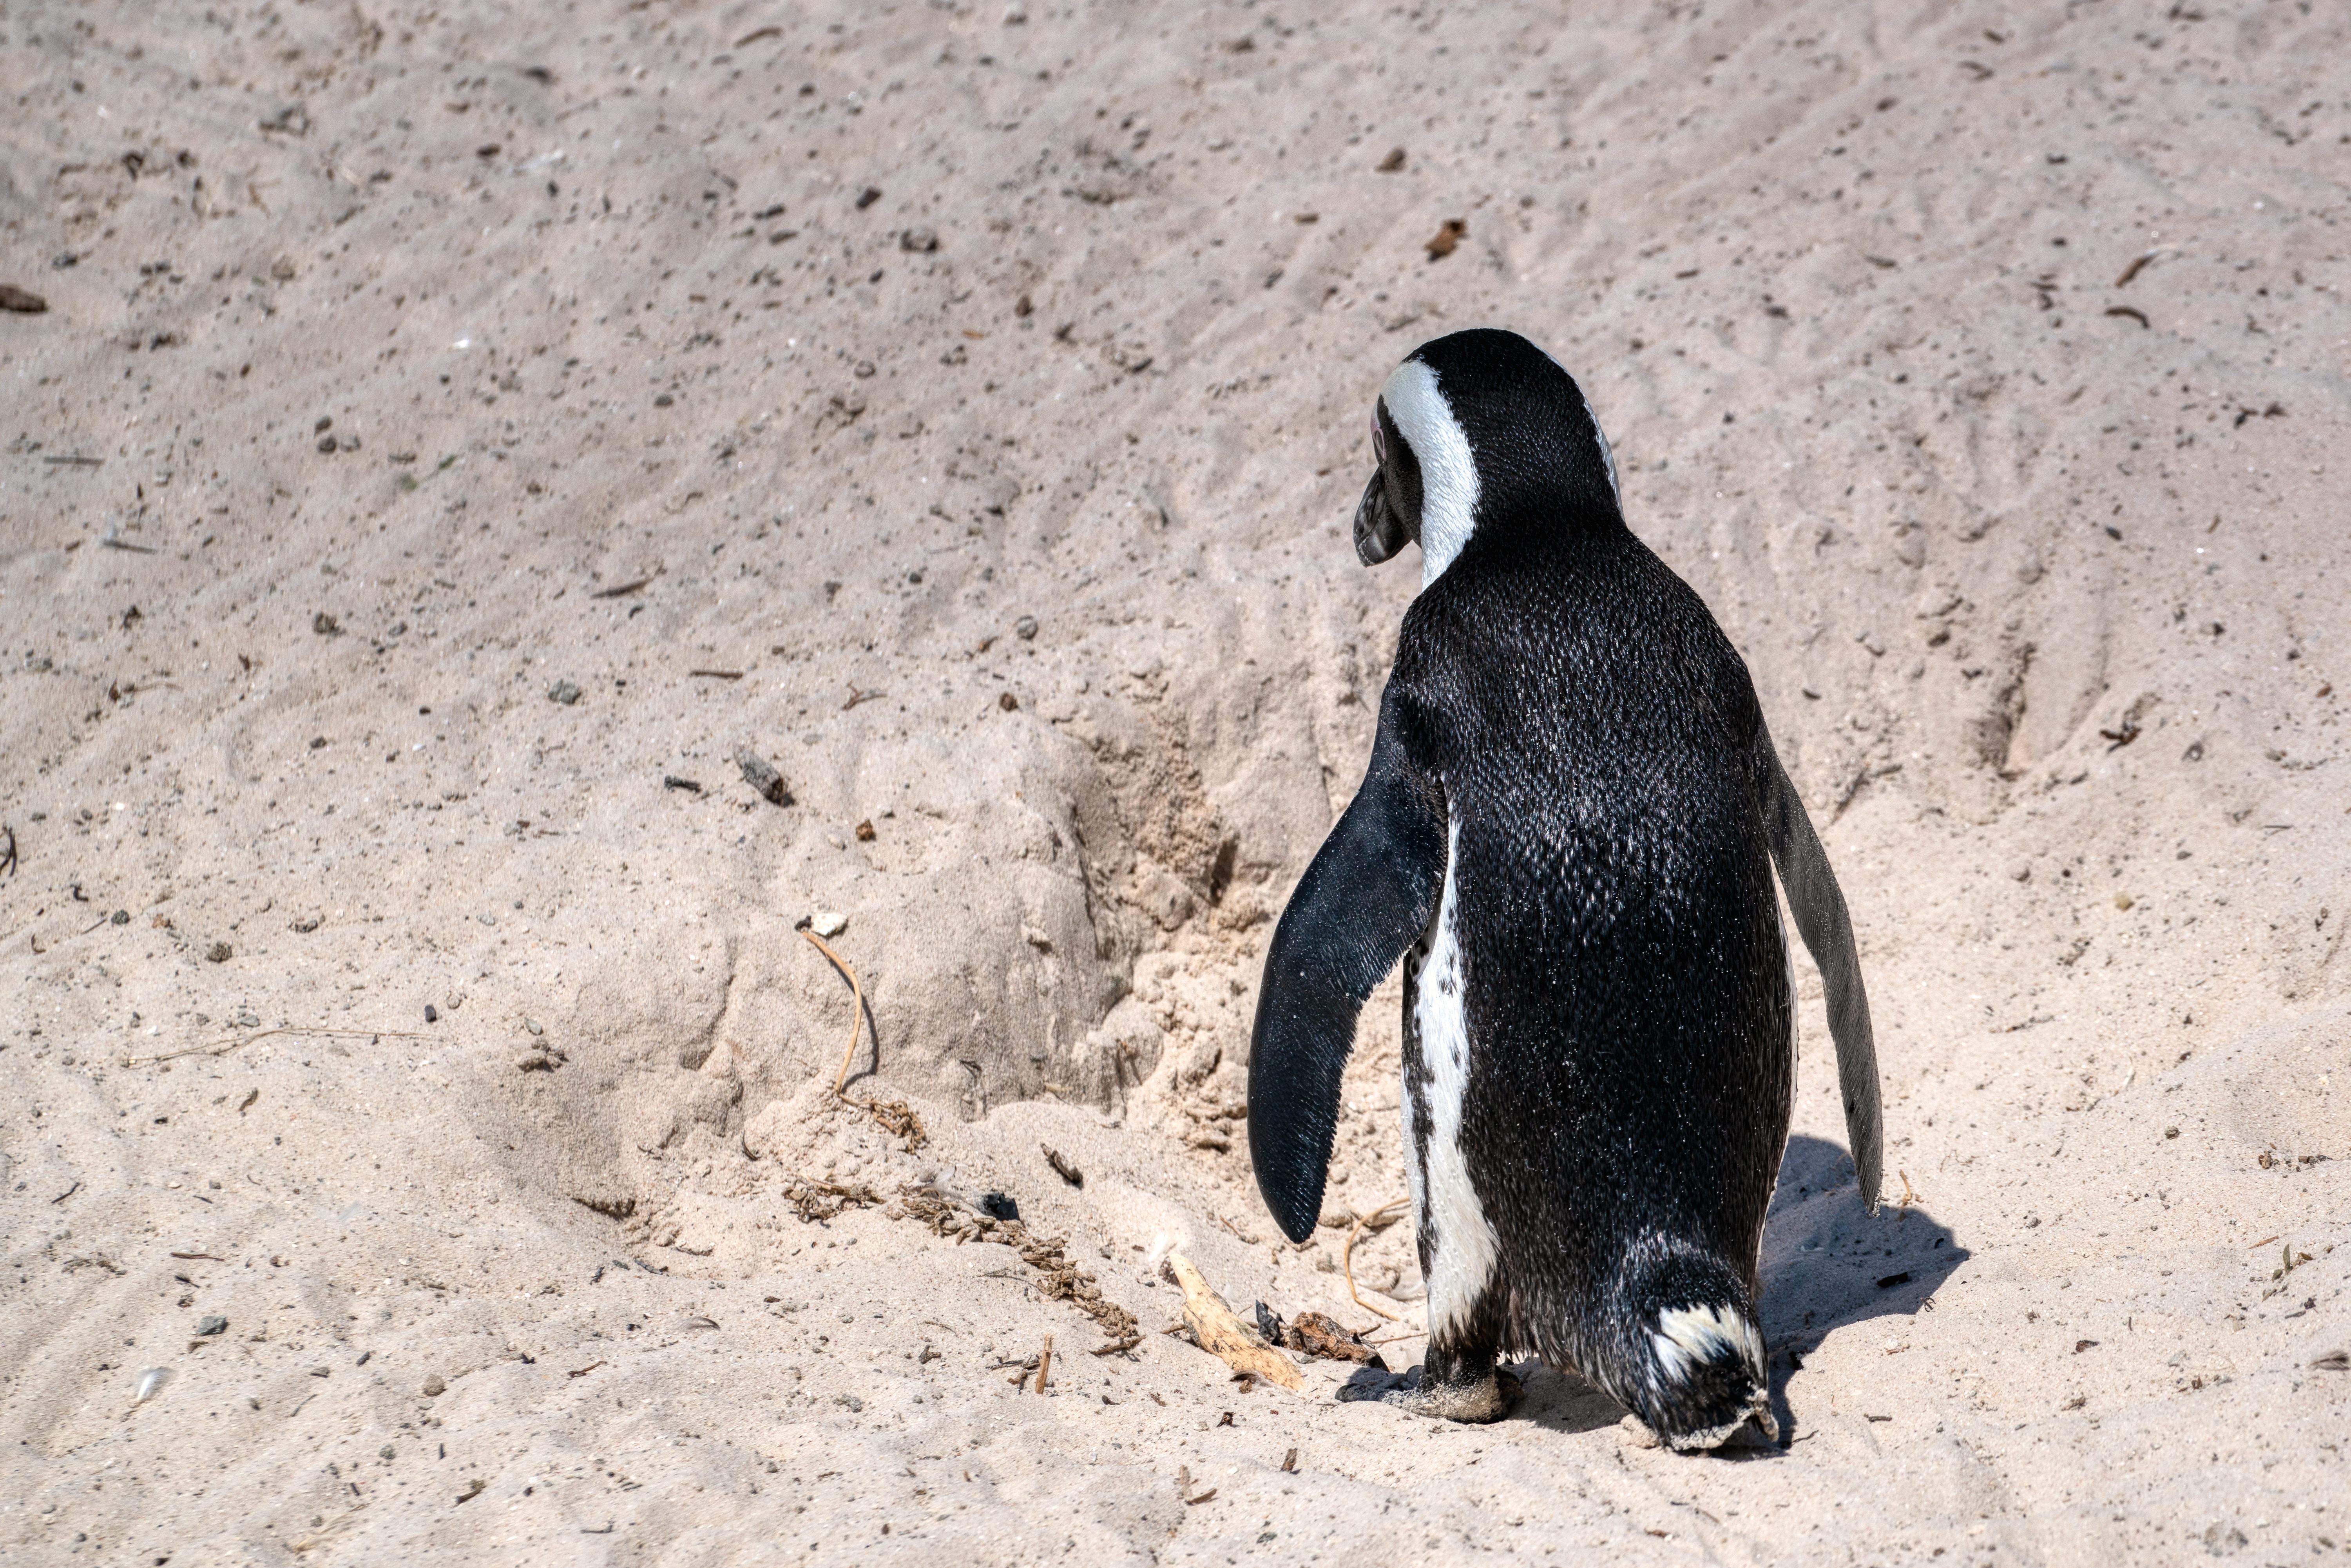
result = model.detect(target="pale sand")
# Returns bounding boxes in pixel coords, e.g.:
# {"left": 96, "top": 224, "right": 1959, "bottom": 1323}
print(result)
{"left": 2, "top": 0, "right": 2347, "bottom": 1562}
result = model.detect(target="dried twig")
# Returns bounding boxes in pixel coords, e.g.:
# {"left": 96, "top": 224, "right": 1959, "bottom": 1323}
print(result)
{"left": 797, "top": 926, "right": 927, "bottom": 1152}
{"left": 122, "top": 1026, "right": 426, "bottom": 1068}
{"left": 1366, "top": 1328, "right": 1429, "bottom": 1347}
{"left": 2114, "top": 246, "right": 2175, "bottom": 288}
{"left": 1343, "top": 1197, "right": 1410, "bottom": 1322}
{"left": 1034, "top": 1332, "right": 1054, "bottom": 1393}
{"left": 1165, "top": 1253, "right": 1302, "bottom": 1390}
{"left": 800, "top": 926, "right": 867, "bottom": 1096}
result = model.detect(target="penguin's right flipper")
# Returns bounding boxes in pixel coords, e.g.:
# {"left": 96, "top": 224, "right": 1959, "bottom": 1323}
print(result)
{"left": 1249, "top": 692, "right": 1448, "bottom": 1243}
{"left": 1753, "top": 727, "right": 1885, "bottom": 1213}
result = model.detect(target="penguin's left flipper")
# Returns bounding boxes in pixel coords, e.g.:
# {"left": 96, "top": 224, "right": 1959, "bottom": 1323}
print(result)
{"left": 1248, "top": 692, "right": 1447, "bottom": 1244}
{"left": 1754, "top": 726, "right": 1885, "bottom": 1213}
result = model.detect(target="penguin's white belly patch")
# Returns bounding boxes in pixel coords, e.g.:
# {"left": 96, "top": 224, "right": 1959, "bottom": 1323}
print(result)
{"left": 1413, "top": 818, "right": 1499, "bottom": 1337}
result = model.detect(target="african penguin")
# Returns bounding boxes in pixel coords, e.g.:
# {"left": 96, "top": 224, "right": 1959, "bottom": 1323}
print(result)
{"left": 1247, "top": 328, "right": 1884, "bottom": 1450}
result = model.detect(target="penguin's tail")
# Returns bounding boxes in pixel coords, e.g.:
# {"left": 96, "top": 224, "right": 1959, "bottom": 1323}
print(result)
{"left": 1593, "top": 1235, "right": 1774, "bottom": 1452}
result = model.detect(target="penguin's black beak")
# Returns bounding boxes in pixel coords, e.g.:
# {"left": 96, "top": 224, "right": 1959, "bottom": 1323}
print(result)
{"left": 1353, "top": 470, "right": 1410, "bottom": 566}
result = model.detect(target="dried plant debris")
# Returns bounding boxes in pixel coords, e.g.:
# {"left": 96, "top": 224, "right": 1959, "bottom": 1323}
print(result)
{"left": 1255, "top": 1304, "right": 1389, "bottom": 1369}
{"left": 862, "top": 1097, "right": 928, "bottom": 1152}
{"left": 1043, "top": 1145, "right": 1084, "bottom": 1188}
{"left": 899, "top": 1178, "right": 1139, "bottom": 1352}
{"left": 782, "top": 1178, "right": 885, "bottom": 1223}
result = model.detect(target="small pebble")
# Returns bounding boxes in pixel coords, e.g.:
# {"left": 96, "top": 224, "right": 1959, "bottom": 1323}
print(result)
{"left": 526, "top": 1019, "right": 543, "bottom": 1036}
{"left": 422, "top": 1374, "right": 447, "bottom": 1397}
{"left": 195, "top": 1314, "right": 228, "bottom": 1337}
{"left": 735, "top": 748, "right": 790, "bottom": 805}
{"left": 111, "top": 909, "right": 130, "bottom": 925}
{"left": 549, "top": 679, "right": 582, "bottom": 705}
{"left": 206, "top": 941, "right": 232, "bottom": 963}
{"left": 900, "top": 226, "right": 939, "bottom": 253}
{"left": 1014, "top": 614, "right": 1038, "bottom": 640}
{"left": 811, "top": 911, "right": 848, "bottom": 938}
{"left": 424, "top": 1004, "right": 439, "bottom": 1023}
{"left": 999, "top": 691, "right": 1020, "bottom": 711}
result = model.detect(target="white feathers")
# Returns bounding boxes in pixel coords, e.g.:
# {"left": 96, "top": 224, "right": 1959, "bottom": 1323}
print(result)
{"left": 1650, "top": 1302, "right": 1767, "bottom": 1388}
{"left": 1411, "top": 817, "right": 1500, "bottom": 1337}
{"left": 1652, "top": 1301, "right": 1773, "bottom": 1448}
{"left": 1379, "top": 358, "right": 1481, "bottom": 587}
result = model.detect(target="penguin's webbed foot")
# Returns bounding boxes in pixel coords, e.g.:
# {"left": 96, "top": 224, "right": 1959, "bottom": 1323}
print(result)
{"left": 1335, "top": 1363, "right": 1521, "bottom": 1423}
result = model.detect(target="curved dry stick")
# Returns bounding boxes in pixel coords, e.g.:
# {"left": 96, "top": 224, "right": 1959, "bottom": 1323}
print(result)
{"left": 123, "top": 1026, "right": 427, "bottom": 1069}
{"left": 1342, "top": 1195, "right": 1410, "bottom": 1322}
{"left": 797, "top": 927, "right": 867, "bottom": 1097}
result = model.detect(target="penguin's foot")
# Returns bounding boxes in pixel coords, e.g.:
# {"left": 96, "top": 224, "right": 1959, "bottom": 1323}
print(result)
{"left": 1336, "top": 1363, "right": 1521, "bottom": 1423}
{"left": 1654, "top": 1405, "right": 1779, "bottom": 1453}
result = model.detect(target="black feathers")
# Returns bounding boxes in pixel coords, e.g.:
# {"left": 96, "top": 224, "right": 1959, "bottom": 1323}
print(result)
{"left": 1247, "top": 693, "right": 1447, "bottom": 1242}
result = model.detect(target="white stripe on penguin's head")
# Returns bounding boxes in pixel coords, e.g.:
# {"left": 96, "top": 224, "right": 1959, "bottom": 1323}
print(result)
{"left": 1379, "top": 357, "right": 1480, "bottom": 588}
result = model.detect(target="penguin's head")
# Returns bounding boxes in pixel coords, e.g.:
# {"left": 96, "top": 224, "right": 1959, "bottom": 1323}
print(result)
{"left": 1352, "top": 328, "right": 1623, "bottom": 585}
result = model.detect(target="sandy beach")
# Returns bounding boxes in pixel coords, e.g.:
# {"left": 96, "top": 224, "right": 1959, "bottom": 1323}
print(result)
{"left": 2, "top": 0, "right": 2347, "bottom": 1561}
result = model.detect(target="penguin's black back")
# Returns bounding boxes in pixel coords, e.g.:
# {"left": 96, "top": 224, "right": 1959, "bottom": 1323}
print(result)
{"left": 1392, "top": 521, "right": 1792, "bottom": 1358}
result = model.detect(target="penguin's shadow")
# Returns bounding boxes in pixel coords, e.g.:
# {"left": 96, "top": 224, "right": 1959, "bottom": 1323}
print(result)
{"left": 1504, "top": 1360, "right": 1633, "bottom": 1438}
{"left": 1757, "top": 1133, "right": 1968, "bottom": 1440}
